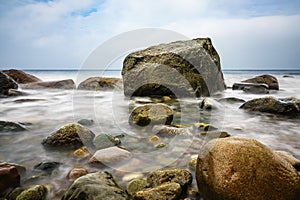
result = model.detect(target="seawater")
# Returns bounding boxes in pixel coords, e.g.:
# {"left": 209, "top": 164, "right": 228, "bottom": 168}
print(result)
{"left": 1, "top": 69, "right": 300, "bottom": 199}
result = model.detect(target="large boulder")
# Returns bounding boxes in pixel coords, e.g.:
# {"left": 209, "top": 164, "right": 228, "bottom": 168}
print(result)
{"left": 122, "top": 38, "right": 225, "bottom": 97}
{"left": 196, "top": 137, "right": 300, "bottom": 200}
{"left": 2, "top": 69, "right": 41, "bottom": 84}
{"left": 42, "top": 123, "right": 95, "bottom": 150}
{"left": 0, "top": 166, "right": 20, "bottom": 196}
{"left": 62, "top": 171, "right": 130, "bottom": 200}
{"left": 240, "top": 96, "right": 300, "bottom": 116}
{"left": 0, "top": 72, "right": 18, "bottom": 96}
{"left": 20, "top": 79, "right": 75, "bottom": 90}
{"left": 78, "top": 77, "right": 122, "bottom": 90}
{"left": 242, "top": 74, "right": 279, "bottom": 90}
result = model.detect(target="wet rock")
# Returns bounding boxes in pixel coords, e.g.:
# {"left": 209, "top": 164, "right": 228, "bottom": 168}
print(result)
{"left": 155, "top": 143, "right": 166, "bottom": 149}
{"left": 134, "top": 182, "right": 182, "bottom": 200}
{"left": 0, "top": 162, "right": 26, "bottom": 175}
{"left": 42, "top": 123, "right": 95, "bottom": 150}
{"left": 14, "top": 185, "right": 47, "bottom": 200}
{"left": 20, "top": 79, "right": 75, "bottom": 90}
{"left": 232, "top": 82, "right": 268, "bottom": 90}
{"left": 0, "top": 167, "right": 20, "bottom": 197}
{"left": 129, "top": 104, "right": 173, "bottom": 127}
{"left": 78, "top": 77, "right": 122, "bottom": 90}
{"left": 122, "top": 172, "right": 144, "bottom": 182}
{"left": 34, "top": 161, "right": 60, "bottom": 174}
{"left": 189, "top": 156, "right": 198, "bottom": 171}
{"left": 0, "top": 121, "right": 27, "bottom": 132}
{"left": 122, "top": 38, "right": 225, "bottom": 98}
{"left": 148, "top": 135, "right": 160, "bottom": 142}
{"left": 283, "top": 75, "right": 294, "bottom": 78}
{"left": 199, "top": 98, "right": 222, "bottom": 110}
{"left": 68, "top": 168, "right": 88, "bottom": 181}
{"left": 198, "top": 131, "right": 230, "bottom": 138}
{"left": 93, "top": 134, "right": 121, "bottom": 150}
{"left": 126, "top": 178, "right": 148, "bottom": 196}
{"left": 147, "top": 168, "right": 192, "bottom": 190}
{"left": 274, "top": 151, "right": 300, "bottom": 171}
{"left": 0, "top": 72, "right": 18, "bottom": 96}
{"left": 62, "top": 171, "right": 130, "bottom": 200}
{"left": 196, "top": 137, "right": 300, "bottom": 200}
{"left": 193, "top": 122, "right": 218, "bottom": 132}
{"left": 2, "top": 69, "right": 41, "bottom": 84}
{"left": 72, "top": 146, "right": 91, "bottom": 159}
{"left": 243, "top": 85, "right": 270, "bottom": 94}
{"left": 242, "top": 74, "right": 279, "bottom": 90}
{"left": 153, "top": 125, "right": 192, "bottom": 136}
{"left": 218, "top": 97, "right": 245, "bottom": 104}
{"left": 77, "top": 119, "right": 94, "bottom": 126}
{"left": 7, "top": 89, "right": 27, "bottom": 96}
{"left": 88, "top": 146, "right": 131, "bottom": 166}
{"left": 240, "top": 96, "right": 300, "bottom": 116}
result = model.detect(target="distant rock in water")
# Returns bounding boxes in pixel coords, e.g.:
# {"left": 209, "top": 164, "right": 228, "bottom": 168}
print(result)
{"left": 232, "top": 82, "right": 269, "bottom": 90}
{"left": 240, "top": 96, "right": 300, "bottom": 116}
{"left": 20, "top": 79, "right": 75, "bottom": 90}
{"left": 0, "top": 121, "right": 27, "bottom": 132}
{"left": 242, "top": 74, "right": 279, "bottom": 90}
{"left": 78, "top": 77, "right": 122, "bottom": 90}
{"left": 196, "top": 137, "right": 300, "bottom": 200}
{"left": 2, "top": 69, "right": 41, "bottom": 84}
{"left": 0, "top": 72, "right": 18, "bottom": 96}
{"left": 122, "top": 38, "right": 226, "bottom": 98}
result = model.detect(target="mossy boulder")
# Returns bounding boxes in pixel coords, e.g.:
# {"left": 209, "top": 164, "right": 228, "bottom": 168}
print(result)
{"left": 122, "top": 38, "right": 225, "bottom": 98}
{"left": 126, "top": 179, "right": 148, "bottom": 196}
{"left": 42, "top": 123, "right": 95, "bottom": 150}
{"left": 242, "top": 74, "right": 279, "bottom": 90}
{"left": 62, "top": 171, "right": 130, "bottom": 200}
{"left": 15, "top": 185, "right": 47, "bottom": 200}
{"left": 196, "top": 137, "right": 300, "bottom": 200}
{"left": 78, "top": 77, "right": 122, "bottom": 90}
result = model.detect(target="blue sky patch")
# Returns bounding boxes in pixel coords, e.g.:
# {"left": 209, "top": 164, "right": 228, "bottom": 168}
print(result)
{"left": 71, "top": 7, "right": 98, "bottom": 17}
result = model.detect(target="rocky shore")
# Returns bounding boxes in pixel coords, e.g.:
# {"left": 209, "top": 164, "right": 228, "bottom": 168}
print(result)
{"left": 1, "top": 38, "right": 300, "bottom": 200}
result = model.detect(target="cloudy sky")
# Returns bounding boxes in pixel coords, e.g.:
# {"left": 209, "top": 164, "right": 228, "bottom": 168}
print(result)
{"left": 0, "top": 0, "right": 300, "bottom": 70}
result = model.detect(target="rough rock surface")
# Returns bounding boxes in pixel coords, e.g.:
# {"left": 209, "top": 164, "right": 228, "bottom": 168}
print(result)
{"left": 129, "top": 103, "right": 173, "bottom": 127}
{"left": 62, "top": 171, "right": 130, "bottom": 200}
{"left": 122, "top": 38, "right": 225, "bottom": 97}
{"left": 242, "top": 74, "right": 279, "bottom": 90}
{"left": 15, "top": 185, "right": 47, "bottom": 200}
{"left": 20, "top": 79, "right": 75, "bottom": 90}
{"left": 42, "top": 123, "right": 95, "bottom": 150}
{"left": 0, "top": 166, "right": 20, "bottom": 196}
{"left": 240, "top": 96, "right": 300, "bottom": 116}
{"left": 0, "top": 72, "right": 18, "bottom": 95}
{"left": 78, "top": 77, "right": 122, "bottom": 90}
{"left": 196, "top": 137, "right": 300, "bottom": 200}
{"left": 2, "top": 69, "right": 41, "bottom": 84}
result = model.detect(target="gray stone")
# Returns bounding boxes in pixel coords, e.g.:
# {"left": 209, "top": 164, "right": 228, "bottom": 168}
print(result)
{"left": 153, "top": 125, "right": 192, "bottom": 136}
{"left": 78, "top": 77, "right": 122, "bottom": 90}
{"left": 0, "top": 121, "right": 27, "bottom": 132}
{"left": 243, "top": 85, "right": 270, "bottom": 94}
{"left": 196, "top": 137, "right": 300, "bottom": 200}
{"left": 77, "top": 119, "right": 94, "bottom": 126}
{"left": 232, "top": 82, "right": 268, "bottom": 90}
{"left": 20, "top": 79, "right": 75, "bottom": 90}
{"left": 93, "top": 134, "right": 121, "bottom": 150}
{"left": 122, "top": 38, "right": 225, "bottom": 98}
{"left": 62, "top": 171, "right": 130, "bottom": 200}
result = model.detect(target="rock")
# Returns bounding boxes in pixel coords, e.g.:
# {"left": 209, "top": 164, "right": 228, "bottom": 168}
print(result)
{"left": 68, "top": 168, "right": 88, "bottom": 181}
{"left": 147, "top": 168, "right": 192, "bottom": 190}
{"left": 0, "top": 162, "right": 26, "bottom": 175}
{"left": 155, "top": 143, "right": 166, "bottom": 149}
{"left": 283, "top": 75, "right": 294, "bottom": 78}
{"left": 42, "top": 123, "right": 95, "bottom": 150}
{"left": 122, "top": 172, "right": 144, "bottom": 182}
{"left": 62, "top": 171, "right": 130, "bottom": 200}
{"left": 242, "top": 74, "right": 279, "bottom": 90}
{"left": 20, "top": 79, "right": 75, "bottom": 90}
{"left": 218, "top": 97, "right": 245, "bottom": 104}
{"left": 34, "top": 161, "right": 60, "bottom": 174}
{"left": 196, "top": 137, "right": 300, "bottom": 200}
{"left": 0, "top": 72, "right": 18, "bottom": 96}
{"left": 0, "top": 167, "right": 20, "bottom": 196}
{"left": 243, "top": 85, "right": 270, "bottom": 94}
{"left": 134, "top": 182, "right": 182, "bottom": 200}
{"left": 15, "top": 185, "right": 47, "bottom": 200}
{"left": 193, "top": 122, "right": 218, "bottom": 132}
{"left": 153, "top": 125, "right": 192, "bottom": 136}
{"left": 126, "top": 179, "right": 148, "bottom": 196}
{"left": 77, "top": 119, "right": 94, "bottom": 126}
{"left": 0, "top": 121, "right": 27, "bottom": 132}
{"left": 78, "top": 77, "right": 122, "bottom": 90}
{"left": 199, "top": 98, "right": 222, "bottom": 110}
{"left": 72, "top": 146, "right": 91, "bottom": 159}
{"left": 13, "top": 99, "right": 44, "bottom": 103}
{"left": 93, "top": 134, "right": 121, "bottom": 150}
{"left": 122, "top": 38, "right": 225, "bottom": 98}
{"left": 2, "top": 69, "right": 41, "bottom": 84}
{"left": 88, "top": 146, "right": 131, "bottom": 166}
{"left": 198, "top": 131, "right": 230, "bottom": 139}
{"left": 189, "top": 156, "right": 198, "bottom": 171}
{"left": 274, "top": 151, "right": 300, "bottom": 171}
{"left": 240, "top": 96, "right": 300, "bottom": 116}
{"left": 129, "top": 103, "right": 173, "bottom": 127}
{"left": 148, "top": 135, "right": 160, "bottom": 142}
{"left": 7, "top": 89, "right": 28, "bottom": 96}
{"left": 232, "top": 82, "right": 268, "bottom": 90}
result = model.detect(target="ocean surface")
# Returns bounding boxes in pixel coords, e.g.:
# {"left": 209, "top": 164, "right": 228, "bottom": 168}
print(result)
{"left": 1, "top": 69, "right": 300, "bottom": 198}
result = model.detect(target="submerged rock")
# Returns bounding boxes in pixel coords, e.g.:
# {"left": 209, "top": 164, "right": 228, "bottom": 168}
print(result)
{"left": 122, "top": 38, "right": 225, "bottom": 98}
{"left": 126, "top": 178, "right": 148, "bottom": 196}
{"left": 240, "top": 96, "right": 300, "bottom": 116}
{"left": 78, "top": 77, "right": 122, "bottom": 90}
{"left": 232, "top": 82, "right": 268, "bottom": 90}
{"left": 62, "top": 171, "right": 130, "bottom": 200}
{"left": 20, "top": 79, "right": 75, "bottom": 90}
{"left": 0, "top": 121, "right": 27, "bottom": 132}
{"left": 0, "top": 72, "right": 18, "bottom": 96}
{"left": 153, "top": 125, "right": 192, "bottom": 136}
{"left": 218, "top": 97, "right": 245, "bottom": 104}
{"left": 77, "top": 119, "right": 94, "bottom": 126}
{"left": 0, "top": 166, "right": 20, "bottom": 196}
{"left": 42, "top": 123, "right": 95, "bottom": 150}
{"left": 68, "top": 168, "right": 88, "bottom": 181}
{"left": 93, "top": 134, "right": 121, "bottom": 150}
{"left": 196, "top": 137, "right": 300, "bottom": 200}
{"left": 34, "top": 161, "right": 60, "bottom": 174}
{"left": 242, "top": 74, "right": 279, "bottom": 90}
{"left": 199, "top": 98, "right": 222, "bottom": 110}
{"left": 2, "top": 69, "right": 41, "bottom": 84}
{"left": 129, "top": 103, "right": 173, "bottom": 127}
{"left": 243, "top": 85, "right": 270, "bottom": 94}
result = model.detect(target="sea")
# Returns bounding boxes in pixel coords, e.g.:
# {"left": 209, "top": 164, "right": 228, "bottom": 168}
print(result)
{"left": 1, "top": 69, "right": 300, "bottom": 199}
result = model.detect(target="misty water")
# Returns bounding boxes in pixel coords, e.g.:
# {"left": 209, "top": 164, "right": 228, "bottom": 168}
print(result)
{"left": 0, "top": 70, "right": 300, "bottom": 199}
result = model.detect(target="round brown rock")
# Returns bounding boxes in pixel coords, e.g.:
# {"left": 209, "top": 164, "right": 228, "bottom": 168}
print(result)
{"left": 2, "top": 69, "right": 41, "bottom": 84}
{"left": 196, "top": 137, "right": 300, "bottom": 200}
{"left": 129, "top": 103, "right": 173, "bottom": 127}
{"left": 242, "top": 74, "right": 279, "bottom": 90}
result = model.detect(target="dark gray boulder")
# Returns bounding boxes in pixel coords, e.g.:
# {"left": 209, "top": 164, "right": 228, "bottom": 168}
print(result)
{"left": 0, "top": 121, "right": 27, "bottom": 132}
{"left": 0, "top": 72, "right": 18, "bottom": 96}
{"left": 122, "top": 38, "right": 225, "bottom": 97}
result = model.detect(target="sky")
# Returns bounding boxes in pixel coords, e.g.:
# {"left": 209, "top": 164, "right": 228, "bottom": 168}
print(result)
{"left": 0, "top": 0, "right": 300, "bottom": 70}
